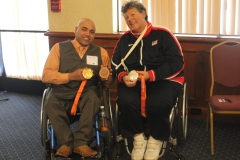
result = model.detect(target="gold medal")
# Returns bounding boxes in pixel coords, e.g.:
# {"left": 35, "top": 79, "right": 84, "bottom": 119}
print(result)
{"left": 82, "top": 68, "right": 93, "bottom": 79}
{"left": 128, "top": 70, "right": 139, "bottom": 81}
{"left": 99, "top": 67, "right": 110, "bottom": 79}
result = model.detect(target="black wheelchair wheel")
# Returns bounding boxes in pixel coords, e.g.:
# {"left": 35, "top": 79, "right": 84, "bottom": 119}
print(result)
{"left": 105, "top": 108, "right": 114, "bottom": 149}
{"left": 102, "top": 87, "right": 115, "bottom": 147}
{"left": 170, "top": 145, "right": 186, "bottom": 160}
{"left": 103, "top": 153, "right": 109, "bottom": 160}
{"left": 173, "top": 152, "right": 186, "bottom": 160}
{"left": 40, "top": 88, "right": 50, "bottom": 148}
{"left": 177, "top": 83, "right": 188, "bottom": 144}
{"left": 182, "top": 83, "right": 188, "bottom": 141}
{"left": 111, "top": 143, "right": 122, "bottom": 160}
{"left": 46, "top": 150, "right": 55, "bottom": 160}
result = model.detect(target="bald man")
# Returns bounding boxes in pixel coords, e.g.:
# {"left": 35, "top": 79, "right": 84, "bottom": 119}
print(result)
{"left": 42, "top": 18, "right": 111, "bottom": 158}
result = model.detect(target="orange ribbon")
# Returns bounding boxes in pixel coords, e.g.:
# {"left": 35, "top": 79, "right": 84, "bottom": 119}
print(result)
{"left": 139, "top": 74, "right": 147, "bottom": 117}
{"left": 70, "top": 80, "right": 87, "bottom": 115}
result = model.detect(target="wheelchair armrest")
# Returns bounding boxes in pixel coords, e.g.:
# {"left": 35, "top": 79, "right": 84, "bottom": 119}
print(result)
{"left": 46, "top": 83, "right": 53, "bottom": 88}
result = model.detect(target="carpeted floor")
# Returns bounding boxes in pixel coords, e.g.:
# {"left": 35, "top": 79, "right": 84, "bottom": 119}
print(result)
{"left": 0, "top": 91, "right": 239, "bottom": 160}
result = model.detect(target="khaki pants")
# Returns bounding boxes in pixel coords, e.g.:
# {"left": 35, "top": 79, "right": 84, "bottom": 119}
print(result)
{"left": 46, "top": 88, "right": 101, "bottom": 148}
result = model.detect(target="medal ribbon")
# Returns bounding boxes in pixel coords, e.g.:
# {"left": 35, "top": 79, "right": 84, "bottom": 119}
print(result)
{"left": 139, "top": 73, "right": 147, "bottom": 117}
{"left": 70, "top": 80, "right": 87, "bottom": 115}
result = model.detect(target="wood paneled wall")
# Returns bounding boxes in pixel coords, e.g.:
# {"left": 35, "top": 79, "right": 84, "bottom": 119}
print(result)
{"left": 45, "top": 32, "right": 240, "bottom": 120}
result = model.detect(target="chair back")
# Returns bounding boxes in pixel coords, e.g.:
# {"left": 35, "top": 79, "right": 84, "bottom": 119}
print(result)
{"left": 210, "top": 40, "right": 240, "bottom": 96}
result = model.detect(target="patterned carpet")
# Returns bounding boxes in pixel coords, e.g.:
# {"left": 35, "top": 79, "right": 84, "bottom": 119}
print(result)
{"left": 0, "top": 91, "right": 239, "bottom": 160}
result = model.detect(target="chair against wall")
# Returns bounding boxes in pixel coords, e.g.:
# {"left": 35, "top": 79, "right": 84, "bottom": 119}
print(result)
{"left": 206, "top": 40, "right": 240, "bottom": 155}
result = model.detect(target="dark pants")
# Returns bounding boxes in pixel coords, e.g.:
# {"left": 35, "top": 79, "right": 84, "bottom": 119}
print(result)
{"left": 117, "top": 80, "right": 182, "bottom": 141}
{"left": 45, "top": 88, "right": 100, "bottom": 149}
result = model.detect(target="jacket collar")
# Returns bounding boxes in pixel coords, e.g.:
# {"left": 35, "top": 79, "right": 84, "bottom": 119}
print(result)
{"left": 130, "top": 21, "right": 152, "bottom": 38}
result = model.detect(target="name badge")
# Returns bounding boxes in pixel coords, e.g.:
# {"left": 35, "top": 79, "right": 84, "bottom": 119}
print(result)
{"left": 86, "top": 55, "right": 98, "bottom": 65}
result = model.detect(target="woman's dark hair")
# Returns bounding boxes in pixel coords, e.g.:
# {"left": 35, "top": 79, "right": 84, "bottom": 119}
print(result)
{"left": 121, "top": 0, "right": 148, "bottom": 21}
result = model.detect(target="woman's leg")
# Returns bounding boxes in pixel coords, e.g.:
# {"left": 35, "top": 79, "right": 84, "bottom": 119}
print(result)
{"left": 146, "top": 81, "right": 182, "bottom": 141}
{"left": 117, "top": 82, "right": 143, "bottom": 138}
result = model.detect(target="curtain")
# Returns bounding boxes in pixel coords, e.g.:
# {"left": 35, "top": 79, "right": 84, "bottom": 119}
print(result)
{"left": 0, "top": 0, "right": 49, "bottom": 80}
{"left": 118, "top": 0, "right": 240, "bottom": 36}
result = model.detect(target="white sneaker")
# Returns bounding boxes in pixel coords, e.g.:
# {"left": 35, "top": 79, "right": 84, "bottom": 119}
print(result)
{"left": 131, "top": 133, "right": 147, "bottom": 160}
{"left": 143, "top": 136, "right": 163, "bottom": 160}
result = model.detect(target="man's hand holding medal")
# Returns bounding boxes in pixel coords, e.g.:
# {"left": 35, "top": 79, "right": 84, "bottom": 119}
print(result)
{"left": 99, "top": 65, "right": 113, "bottom": 88}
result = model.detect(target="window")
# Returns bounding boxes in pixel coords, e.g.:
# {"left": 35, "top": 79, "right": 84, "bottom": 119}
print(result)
{"left": 117, "top": 0, "right": 240, "bottom": 36}
{"left": 0, "top": 0, "right": 49, "bottom": 80}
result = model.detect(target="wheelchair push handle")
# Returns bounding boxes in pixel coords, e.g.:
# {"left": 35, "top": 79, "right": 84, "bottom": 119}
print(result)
{"left": 99, "top": 106, "right": 109, "bottom": 133}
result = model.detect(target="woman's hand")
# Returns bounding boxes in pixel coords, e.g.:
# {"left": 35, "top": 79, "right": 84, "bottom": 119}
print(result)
{"left": 137, "top": 71, "right": 149, "bottom": 81}
{"left": 123, "top": 74, "right": 137, "bottom": 87}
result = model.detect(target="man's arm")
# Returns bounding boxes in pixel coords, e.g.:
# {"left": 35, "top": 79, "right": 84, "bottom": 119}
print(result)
{"left": 100, "top": 47, "right": 113, "bottom": 85}
{"left": 100, "top": 47, "right": 110, "bottom": 67}
{"left": 42, "top": 43, "right": 69, "bottom": 84}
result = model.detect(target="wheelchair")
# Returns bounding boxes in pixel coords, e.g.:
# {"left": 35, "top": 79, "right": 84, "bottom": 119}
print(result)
{"left": 110, "top": 82, "right": 188, "bottom": 160}
{"left": 40, "top": 83, "right": 115, "bottom": 160}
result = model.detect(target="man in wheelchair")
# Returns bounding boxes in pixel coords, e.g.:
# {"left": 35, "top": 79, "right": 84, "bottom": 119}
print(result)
{"left": 111, "top": 1, "right": 185, "bottom": 160}
{"left": 42, "top": 18, "right": 112, "bottom": 158}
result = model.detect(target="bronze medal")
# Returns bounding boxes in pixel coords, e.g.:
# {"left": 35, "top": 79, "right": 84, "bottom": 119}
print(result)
{"left": 99, "top": 67, "right": 110, "bottom": 79}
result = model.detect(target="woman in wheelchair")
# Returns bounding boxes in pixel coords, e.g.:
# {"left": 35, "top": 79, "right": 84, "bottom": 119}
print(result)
{"left": 111, "top": 1, "right": 184, "bottom": 160}
{"left": 42, "top": 18, "right": 112, "bottom": 158}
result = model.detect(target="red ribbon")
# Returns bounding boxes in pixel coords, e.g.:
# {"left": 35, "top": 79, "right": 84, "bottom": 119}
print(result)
{"left": 139, "top": 74, "right": 146, "bottom": 117}
{"left": 70, "top": 80, "right": 87, "bottom": 115}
